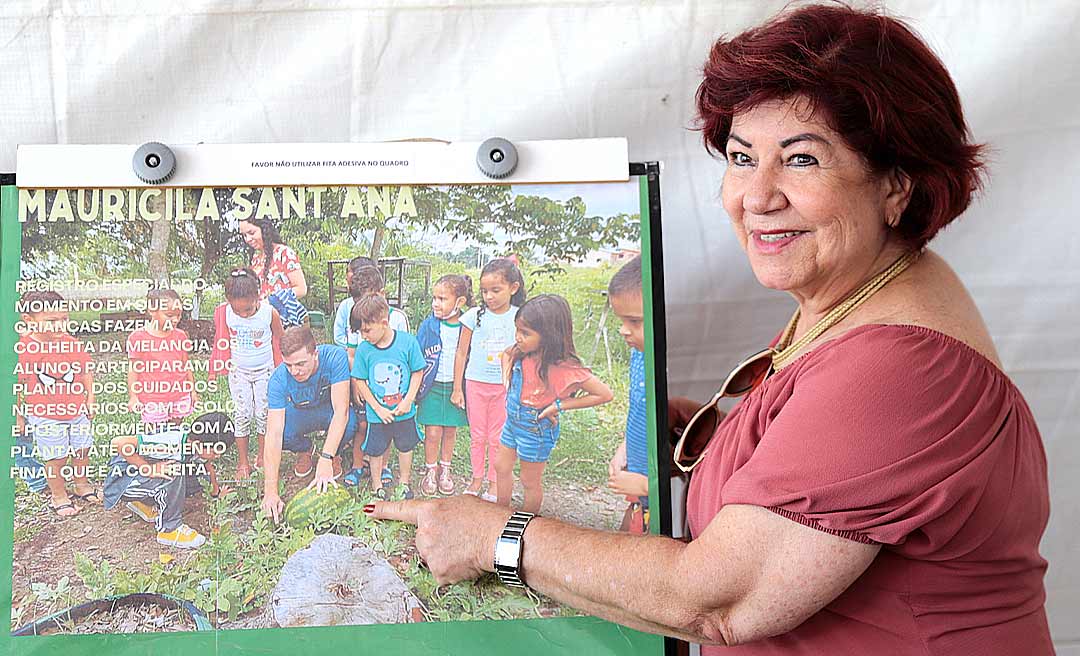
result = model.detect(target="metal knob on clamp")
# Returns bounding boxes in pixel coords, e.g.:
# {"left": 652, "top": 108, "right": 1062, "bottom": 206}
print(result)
{"left": 132, "top": 142, "right": 176, "bottom": 183}
{"left": 476, "top": 138, "right": 518, "bottom": 179}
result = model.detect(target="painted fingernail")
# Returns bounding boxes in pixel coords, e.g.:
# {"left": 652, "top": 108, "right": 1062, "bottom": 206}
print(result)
{"left": 363, "top": 504, "right": 376, "bottom": 514}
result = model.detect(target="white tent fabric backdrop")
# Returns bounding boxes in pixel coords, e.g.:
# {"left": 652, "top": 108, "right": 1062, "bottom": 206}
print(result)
{"left": 2, "top": 0, "right": 1077, "bottom": 651}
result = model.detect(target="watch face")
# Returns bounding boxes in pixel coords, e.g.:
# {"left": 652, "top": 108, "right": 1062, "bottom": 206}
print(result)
{"left": 494, "top": 536, "right": 522, "bottom": 566}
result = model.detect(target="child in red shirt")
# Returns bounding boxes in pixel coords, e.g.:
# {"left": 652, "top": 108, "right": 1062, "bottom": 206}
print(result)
{"left": 495, "top": 294, "right": 613, "bottom": 513}
{"left": 126, "top": 289, "right": 197, "bottom": 427}
{"left": 15, "top": 290, "right": 95, "bottom": 517}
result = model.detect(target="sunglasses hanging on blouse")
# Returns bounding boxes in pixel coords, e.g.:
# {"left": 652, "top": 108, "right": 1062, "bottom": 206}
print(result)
{"left": 671, "top": 250, "right": 920, "bottom": 473}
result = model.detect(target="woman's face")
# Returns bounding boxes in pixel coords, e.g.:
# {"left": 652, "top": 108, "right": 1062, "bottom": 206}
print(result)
{"left": 721, "top": 97, "right": 907, "bottom": 301}
{"left": 239, "top": 220, "right": 264, "bottom": 250}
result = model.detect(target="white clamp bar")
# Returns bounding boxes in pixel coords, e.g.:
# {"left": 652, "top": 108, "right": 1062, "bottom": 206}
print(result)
{"left": 16, "top": 138, "right": 629, "bottom": 188}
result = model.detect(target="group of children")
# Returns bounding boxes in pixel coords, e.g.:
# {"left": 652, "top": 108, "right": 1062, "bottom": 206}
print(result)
{"left": 340, "top": 254, "right": 649, "bottom": 520}
{"left": 12, "top": 251, "right": 652, "bottom": 548}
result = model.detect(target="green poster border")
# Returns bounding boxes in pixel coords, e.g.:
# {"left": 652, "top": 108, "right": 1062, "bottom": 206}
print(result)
{"left": 0, "top": 175, "right": 669, "bottom": 656}
{"left": 638, "top": 165, "right": 670, "bottom": 538}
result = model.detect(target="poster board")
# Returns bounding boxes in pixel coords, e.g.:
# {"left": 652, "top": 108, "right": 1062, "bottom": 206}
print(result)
{"left": 0, "top": 140, "right": 670, "bottom": 655}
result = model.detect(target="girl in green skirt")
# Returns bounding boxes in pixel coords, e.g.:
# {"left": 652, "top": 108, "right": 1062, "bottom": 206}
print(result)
{"left": 415, "top": 274, "right": 473, "bottom": 496}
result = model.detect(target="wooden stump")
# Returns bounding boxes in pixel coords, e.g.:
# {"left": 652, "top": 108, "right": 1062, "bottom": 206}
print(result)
{"left": 271, "top": 534, "right": 422, "bottom": 627}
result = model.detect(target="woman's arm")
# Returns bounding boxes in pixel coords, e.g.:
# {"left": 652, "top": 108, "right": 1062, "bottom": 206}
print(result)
{"left": 286, "top": 267, "right": 307, "bottom": 299}
{"left": 373, "top": 498, "right": 878, "bottom": 646}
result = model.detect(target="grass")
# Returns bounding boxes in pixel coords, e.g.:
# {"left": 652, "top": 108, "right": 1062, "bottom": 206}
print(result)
{"left": 62, "top": 484, "right": 572, "bottom": 627}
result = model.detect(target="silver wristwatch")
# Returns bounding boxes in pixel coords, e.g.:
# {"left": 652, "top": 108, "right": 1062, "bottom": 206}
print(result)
{"left": 494, "top": 511, "right": 535, "bottom": 588}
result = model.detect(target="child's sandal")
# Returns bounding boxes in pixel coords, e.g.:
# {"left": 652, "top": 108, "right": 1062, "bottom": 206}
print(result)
{"left": 463, "top": 478, "right": 484, "bottom": 497}
{"left": 49, "top": 501, "right": 80, "bottom": 518}
{"left": 72, "top": 488, "right": 101, "bottom": 503}
{"left": 343, "top": 468, "right": 365, "bottom": 487}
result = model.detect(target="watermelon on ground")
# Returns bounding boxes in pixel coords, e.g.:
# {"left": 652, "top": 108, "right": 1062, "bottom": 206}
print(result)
{"left": 283, "top": 485, "right": 354, "bottom": 528}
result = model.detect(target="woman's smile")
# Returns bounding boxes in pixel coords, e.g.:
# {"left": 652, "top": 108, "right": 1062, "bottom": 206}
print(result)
{"left": 750, "top": 229, "right": 810, "bottom": 254}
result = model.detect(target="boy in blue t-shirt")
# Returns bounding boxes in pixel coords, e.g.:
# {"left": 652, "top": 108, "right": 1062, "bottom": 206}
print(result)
{"left": 350, "top": 294, "right": 425, "bottom": 500}
{"left": 606, "top": 256, "right": 651, "bottom": 533}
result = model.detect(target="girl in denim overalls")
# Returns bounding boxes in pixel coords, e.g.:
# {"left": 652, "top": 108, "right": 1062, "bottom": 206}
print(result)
{"left": 494, "top": 294, "right": 614, "bottom": 513}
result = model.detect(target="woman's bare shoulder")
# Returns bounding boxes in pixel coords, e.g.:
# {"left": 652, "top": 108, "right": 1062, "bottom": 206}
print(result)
{"left": 861, "top": 250, "right": 1002, "bottom": 367}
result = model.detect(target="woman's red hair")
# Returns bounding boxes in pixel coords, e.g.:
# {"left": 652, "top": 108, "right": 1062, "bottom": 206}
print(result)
{"left": 696, "top": 3, "right": 985, "bottom": 248}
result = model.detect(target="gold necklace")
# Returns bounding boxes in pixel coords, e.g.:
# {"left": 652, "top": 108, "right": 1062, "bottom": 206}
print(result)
{"left": 772, "top": 250, "right": 919, "bottom": 370}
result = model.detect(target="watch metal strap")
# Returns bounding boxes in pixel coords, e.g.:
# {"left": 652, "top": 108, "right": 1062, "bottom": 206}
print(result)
{"left": 495, "top": 511, "right": 535, "bottom": 588}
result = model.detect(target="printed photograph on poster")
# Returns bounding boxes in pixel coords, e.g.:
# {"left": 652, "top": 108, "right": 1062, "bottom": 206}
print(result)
{"left": 7, "top": 179, "right": 656, "bottom": 634}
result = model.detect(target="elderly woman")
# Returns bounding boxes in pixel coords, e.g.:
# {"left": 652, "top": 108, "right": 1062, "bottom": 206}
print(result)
{"left": 367, "top": 5, "right": 1053, "bottom": 654}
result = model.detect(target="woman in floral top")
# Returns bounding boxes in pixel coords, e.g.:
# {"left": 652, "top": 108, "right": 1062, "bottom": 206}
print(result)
{"left": 239, "top": 217, "right": 309, "bottom": 326}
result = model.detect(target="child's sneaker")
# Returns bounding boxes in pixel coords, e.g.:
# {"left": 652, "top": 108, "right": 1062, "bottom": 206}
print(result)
{"left": 437, "top": 462, "right": 455, "bottom": 495}
{"left": 157, "top": 524, "right": 207, "bottom": 549}
{"left": 398, "top": 484, "right": 414, "bottom": 501}
{"left": 125, "top": 500, "right": 159, "bottom": 523}
{"left": 480, "top": 491, "right": 498, "bottom": 503}
{"left": 374, "top": 487, "right": 388, "bottom": 501}
{"left": 419, "top": 465, "right": 438, "bottom": 496}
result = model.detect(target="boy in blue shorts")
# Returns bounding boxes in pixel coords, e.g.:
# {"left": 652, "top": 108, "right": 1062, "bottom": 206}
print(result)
{"left": 605, "top": 256, "right": 651, "bottom": 533}
{"left": 350, "top": 294, "right": 425, "bottom": 500}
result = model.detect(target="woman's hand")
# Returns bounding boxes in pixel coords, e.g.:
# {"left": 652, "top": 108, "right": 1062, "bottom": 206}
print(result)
{"left": 369, "top": 496, "right": 512, "bottom": 585}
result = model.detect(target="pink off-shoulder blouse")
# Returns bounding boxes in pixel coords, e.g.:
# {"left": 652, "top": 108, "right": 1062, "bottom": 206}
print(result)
{"left": 687, "top": 324, "right": 1053, "bottom": 655}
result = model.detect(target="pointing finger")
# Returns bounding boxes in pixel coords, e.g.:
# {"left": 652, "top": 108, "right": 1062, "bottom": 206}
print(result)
{"left": 369, "top": 499, "right": 425, "bottom": 524}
